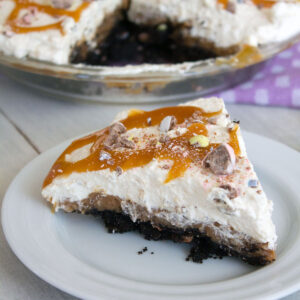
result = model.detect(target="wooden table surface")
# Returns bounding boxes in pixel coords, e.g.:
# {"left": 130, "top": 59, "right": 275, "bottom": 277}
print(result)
{"left": 0, "top": 73, "right": 299, "bottom": 300}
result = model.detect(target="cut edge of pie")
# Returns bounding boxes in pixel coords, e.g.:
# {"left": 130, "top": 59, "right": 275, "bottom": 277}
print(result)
{"left": 2, "top": 0, "right": 300, "bottom": 66}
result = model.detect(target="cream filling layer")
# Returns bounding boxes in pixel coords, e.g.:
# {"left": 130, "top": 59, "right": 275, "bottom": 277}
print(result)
{"left": 42, "top": 156, "right": 276, "bottom": 248}
{"left": 0, "top": 0, "right": 124, "bottom": 64}
{"left": 42, "top": 98, "right": 276, "bottom": 248}
{"left": 128, "top": 0, "right": 300, "bottom": 49}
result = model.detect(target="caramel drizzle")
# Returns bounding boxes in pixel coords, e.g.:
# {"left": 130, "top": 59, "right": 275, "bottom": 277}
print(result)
{"left": 6, "top": 0, "right": 90, "bottom": 34}
{"left": 43, "top": 106, "right": 241, "bottom": 188}
{"left": 216, "top": 44, "right": 262, "bottom": 68}
{"left": 218, "top": 0, "right": 278, "bottom": 8}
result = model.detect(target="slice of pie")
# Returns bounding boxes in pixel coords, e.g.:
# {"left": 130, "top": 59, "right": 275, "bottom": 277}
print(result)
{"left": 42, "top": 97, "right": 277, "bottom": 265}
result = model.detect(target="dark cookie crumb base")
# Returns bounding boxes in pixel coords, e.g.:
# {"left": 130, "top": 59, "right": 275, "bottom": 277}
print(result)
{"left": 71, "top": 12, "right": 216, "bottom": 66}
{"left": 85, "top": 210, "right": 270, "bottom": 265}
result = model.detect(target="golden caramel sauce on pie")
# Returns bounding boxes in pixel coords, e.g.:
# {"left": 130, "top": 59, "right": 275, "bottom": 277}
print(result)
{"left": 216, "top": 44, "right": 262, "bottom": 68}
{"left": 228, "top": 44, "right": 262, "bottom": 68}
{"left": 218, "top": 0, "right": 277, "bottom": 8}
{"left": 6, "top": 0, "right": 90, "bottom": 34}
{"left": 43, "top": 106, "right": 240, "bottom": 187}
{"left": 251, "top": 0, "right": 277, "bottom": 8}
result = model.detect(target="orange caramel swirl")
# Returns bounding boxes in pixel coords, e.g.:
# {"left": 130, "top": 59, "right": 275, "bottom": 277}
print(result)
{"left": 218, "top": 0, "right": 277, "bottom": 8}
{"left": 43, "top": 106, "right": 241, "bottom": 188}
{"left": 6, "top": 0, "right": 90, "bottom": 34}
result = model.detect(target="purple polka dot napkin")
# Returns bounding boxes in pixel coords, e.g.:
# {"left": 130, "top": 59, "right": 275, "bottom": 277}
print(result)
{"left": 215, "top": 43, "right": 300, "bottom": 108}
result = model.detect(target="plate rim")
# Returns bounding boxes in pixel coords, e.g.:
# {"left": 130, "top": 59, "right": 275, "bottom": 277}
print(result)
{"left": 2, "top": 131, "right": 300, "bottom": 300}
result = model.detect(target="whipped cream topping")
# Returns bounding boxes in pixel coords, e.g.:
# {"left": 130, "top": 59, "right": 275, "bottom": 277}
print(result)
{"left": 128, "top": 0, "right": 300, "bottom": 49}
{"left": 0, "top": 0, "right": 124, "bottom": 64}
{"left": 42, "top": 97, "right": 277, "bottom": 248}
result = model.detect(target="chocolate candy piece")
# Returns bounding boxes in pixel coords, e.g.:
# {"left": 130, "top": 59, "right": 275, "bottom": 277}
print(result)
{"left": 204, "top": 143, "right": 236, "bottom": 175}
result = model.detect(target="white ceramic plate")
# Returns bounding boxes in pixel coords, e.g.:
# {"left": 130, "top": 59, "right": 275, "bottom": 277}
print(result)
{"left": 2, "top": 132, "right": 300, "bottom": 300}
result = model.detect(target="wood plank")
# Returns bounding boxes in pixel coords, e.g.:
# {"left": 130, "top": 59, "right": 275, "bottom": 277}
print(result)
{"left": 0, "top": 113, "right": 76, "bottom": 300}
{"left": 227, "top": 104, "right": 300, "bottom": 152}
{"left": 0, "top": 75, "right": 171, "bottom": 152}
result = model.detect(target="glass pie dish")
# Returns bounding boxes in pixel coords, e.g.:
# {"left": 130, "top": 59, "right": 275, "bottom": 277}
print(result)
{"left": 0, "top": 35, "right": 299, "bottom": 104}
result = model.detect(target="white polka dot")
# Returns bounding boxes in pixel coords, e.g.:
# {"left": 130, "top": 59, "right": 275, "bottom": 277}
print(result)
{"left": 220, "top": 90, "right": 236, "bottom": 103}
{"left": 275, "top": 75, "right": 290, "bottom": 88}
{"left": 240, "top": 82, "right": 253, "bottom": 90}
{"left": 253, "top": 72, "right": 264, "bottom": 80}
{"left": 292, "top": 59, "right": 300, "bottom": 68}
{"left": 255, "top": 89, "right": 269, "bottom": 105}
{"left": 278, "top": 50, "right": 293, "bottom": 59}
{"left": 271, "top": 65, "right": 285, "bottom": 74}
{"left": 292, "top": 89, "right": 300, "bottom": 106}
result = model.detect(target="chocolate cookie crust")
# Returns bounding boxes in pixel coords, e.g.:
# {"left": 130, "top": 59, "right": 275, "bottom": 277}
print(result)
{"left": 71, "top": 12, "right": 217, "bottom": 66}
{"left": 57, "top": 189, "right": 275, "bottom": 266}
{"left": 85, "top": 209, "right": 275, "bottom": 266}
